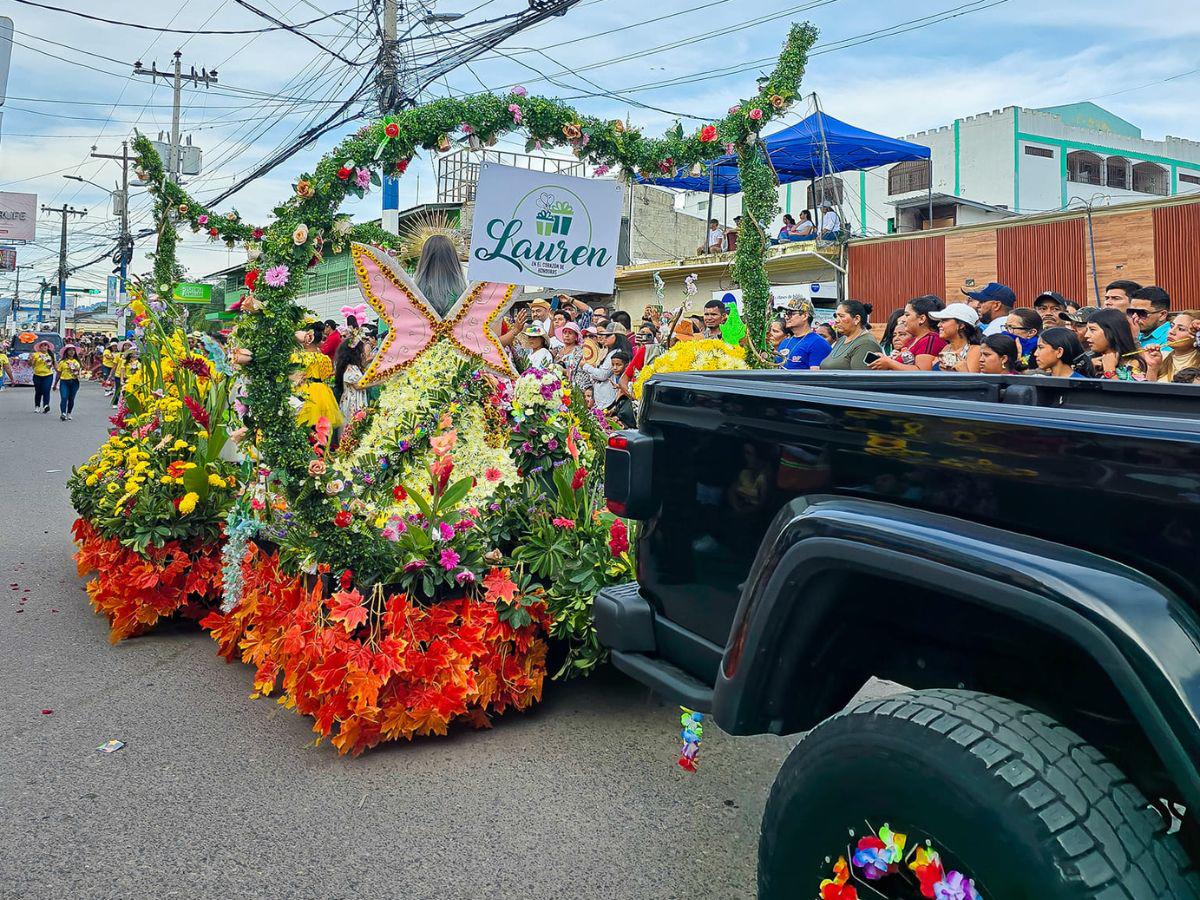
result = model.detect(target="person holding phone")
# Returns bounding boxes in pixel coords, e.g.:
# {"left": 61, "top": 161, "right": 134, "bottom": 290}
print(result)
{"left": 868, "top": 296, "right": 945, "bottom": 370}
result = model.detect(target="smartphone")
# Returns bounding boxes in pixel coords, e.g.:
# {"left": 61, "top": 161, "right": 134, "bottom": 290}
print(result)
{"left": 863, "top": 351, "right": 882, "bottom": 365}
{"left": 550, "top": 296, "right": 560, "bottom": 311}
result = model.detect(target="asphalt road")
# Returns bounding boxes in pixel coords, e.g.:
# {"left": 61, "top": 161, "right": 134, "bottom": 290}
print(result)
{"left": 0, "top": 381, "right": 805, "bottom": 900}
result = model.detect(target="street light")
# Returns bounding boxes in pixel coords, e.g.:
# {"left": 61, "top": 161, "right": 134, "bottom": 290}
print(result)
{"left": 63, "top": 174, "right": 111, "bottom": 193}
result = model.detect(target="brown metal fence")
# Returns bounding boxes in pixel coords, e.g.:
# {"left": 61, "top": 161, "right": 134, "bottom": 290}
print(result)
{"left": 1154, "top": 204, "right": 1200, "bottom": 307}
{"left": 847, "top": 234, "right": 946, "bottom": 318}
{"left": 996, "top": 219, "right": 1087, "bottom": 306}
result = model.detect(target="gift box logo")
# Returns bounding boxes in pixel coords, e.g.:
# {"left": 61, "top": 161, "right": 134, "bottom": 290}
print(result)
{"left": 535, "top": 197, "right": 574, "bottom": 236}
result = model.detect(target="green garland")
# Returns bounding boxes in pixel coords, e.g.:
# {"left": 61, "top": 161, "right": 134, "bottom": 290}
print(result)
{"left": 134, "top": 22, "right": 817, "bottom": 574}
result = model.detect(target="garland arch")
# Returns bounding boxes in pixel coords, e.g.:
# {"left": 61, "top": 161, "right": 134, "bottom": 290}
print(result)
{"left": 133, "top": 22, "right": 817, "bottom": 585}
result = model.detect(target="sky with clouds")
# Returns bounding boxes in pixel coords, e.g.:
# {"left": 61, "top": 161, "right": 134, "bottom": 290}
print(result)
{"left": 1, "top": 0, "right": 1197, "bottom": 299}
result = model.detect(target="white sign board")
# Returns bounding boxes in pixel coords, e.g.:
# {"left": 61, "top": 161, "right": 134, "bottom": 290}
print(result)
{"left": 105, "top": 275, "right": 128, "bottom": 314}
{"left": 468, "top": 163, "right": 623, "bottom": 294}
{"left": 0, "top": 191, "right": 37, "bottom": 242}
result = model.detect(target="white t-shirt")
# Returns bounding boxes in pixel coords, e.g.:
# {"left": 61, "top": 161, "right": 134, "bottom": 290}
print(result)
{"left": 706, "top": 227, "right": 724, "bottom": 249}
{"left": 821, "top": 209, "right": 840, "bottom": 233}
{"left": 528, "top": 347, "right": 555, "bottom": 370}
{"left": 982, "top": 317, "right": 1007, "bottom": 337}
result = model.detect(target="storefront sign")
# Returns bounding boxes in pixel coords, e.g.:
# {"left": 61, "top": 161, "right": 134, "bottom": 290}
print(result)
{"left": 0, "top": 192, "right": 37, "bottom": 242}
{"left": 173, "top": 282, "right": 212, "bottom": 304}
{"left": 468, "top": 164, "right": 623, "bottom": 294}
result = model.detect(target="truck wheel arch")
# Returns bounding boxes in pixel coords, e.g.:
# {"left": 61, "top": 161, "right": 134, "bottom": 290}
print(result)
{"left": 714, "top": 497, "right": 1200, "bottom": 816}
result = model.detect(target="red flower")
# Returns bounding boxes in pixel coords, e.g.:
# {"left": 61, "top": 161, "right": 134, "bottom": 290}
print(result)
{"left": 244, "top": 269, "right": 259, "bottom": 290}
{"left": 182, "top": 395, "right": 210, "bottom": 429}
{"left": 571, "top": 467, "right": 587, "bottom": 491}
{"left": 178, "top": 355, "right": 211, "bottom": 380}
{"left": 484, "top": 467, "right": 502, "bottom": 483}
{"left": 252, "top": 228, "right": 264, "bottom": 240}
{"left": 392, "top": 485, "right": 407, "bottom": 501}
{"left": 820, "top": 884, "right": 857, "bottom": 900}
{"left": 552, "top": 517, "right": 576, "bottom": 529}
{"left": 657, "top": 157, "right": 675, "bottom": 174}
{"left": 339, "top": 569, "right": 353, "bottom": 590}
{"left": 208, "top": 226, "right": 219, "bottom": 237}
{"left": 430, "top": 456, "right": 454, "bottom": 493}
{"left": 395, "top": 157, "right": 410, "bottom": 174}
{"left": 699, "top": 124, "right": 718, "bottom": 143}
{"left": 385, "top": 122, "right": 400, "bottom": 138}
{"left": 608, "top": 519, "right": 629, "bottom": 556}
{"left": 337, "top": 166, "right": 351, "bottom": 180}
{"left": 334, "top": 510, "right": 352, "bottom": 528}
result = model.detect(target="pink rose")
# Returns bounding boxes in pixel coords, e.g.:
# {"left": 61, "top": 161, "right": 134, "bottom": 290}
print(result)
{"left": 749, "top": 108, "right": 763, "bottom": 121}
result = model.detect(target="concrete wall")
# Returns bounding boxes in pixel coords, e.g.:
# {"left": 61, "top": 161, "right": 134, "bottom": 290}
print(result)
{"left": 627, "top": 184, "right": 713, "bottom": 263}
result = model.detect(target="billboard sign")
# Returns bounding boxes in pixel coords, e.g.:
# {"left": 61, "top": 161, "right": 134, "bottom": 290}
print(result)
{"left": 468, "top": 163, "right": 623, "bottom": 294}
{"left": 0, "top": 191, "right": 36, "bottom": 242}
{"left": 173, "top": 282, "right": 212, "bottom": 304}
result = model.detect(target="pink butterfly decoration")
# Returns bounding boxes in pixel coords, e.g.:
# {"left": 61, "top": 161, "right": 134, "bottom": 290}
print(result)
{"left": 340, "top": 302, "right": 368, "bottom": 323}
{"left": 349, "top": 243, "right": 518, "bottom": 387}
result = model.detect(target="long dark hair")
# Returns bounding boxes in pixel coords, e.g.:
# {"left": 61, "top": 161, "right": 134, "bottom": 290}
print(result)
{"left": 1039, "top": 326, "right": 1093, "bottom": 377}
{"left": 880, "top": 308, "right": 905, "bottom": 354}
{"left": 334, "top": 339, "right": 366, "bottom": 396}
{"left": 982, "top": 333, "right": 1020, "bottom": 372}
{"left": 1089, "top": 308, "right": 1139, "bottom": 358}
{"left": 906, "top": 295, "right": 944, "bottom": 333}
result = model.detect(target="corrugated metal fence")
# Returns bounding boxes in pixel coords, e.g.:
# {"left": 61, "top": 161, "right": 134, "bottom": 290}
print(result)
{"left": 996, "top": 220, "right": 1087, "bottom": 305}
{"left": 1154, "top": 204, "right": 1200, "bottom": 307}
{"left": 848, "top": 235, "right": 945, "bottom": 318}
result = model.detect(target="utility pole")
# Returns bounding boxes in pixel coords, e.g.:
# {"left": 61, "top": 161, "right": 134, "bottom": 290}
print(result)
{"left": 91, "top": 141, "right": 133, "bottom": 333}
{"left": 40, "top": 204, "right": 87, "bottom": 337}
{"left": 379, "top": 0, "right": 398, "bottom": 114}
{"left": 132, "top": 51, "right": 217, "bottom": 183}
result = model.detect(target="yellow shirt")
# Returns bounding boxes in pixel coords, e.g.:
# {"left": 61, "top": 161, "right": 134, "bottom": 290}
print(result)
{"left": 57, "top": 359, "right": 82, "bottom": 380}
{"left": 30, "top": 352, "right": 53, "bottom": 377}
{"left": 102, "top": 349, "right": 115, "bottom": 368}
{"left": 0, "top": 353, "right": 9, "bottom": 370}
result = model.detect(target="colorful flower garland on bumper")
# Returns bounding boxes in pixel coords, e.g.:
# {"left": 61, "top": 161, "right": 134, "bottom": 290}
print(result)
{"left": 819, "top": 826, "right": 982, "bottom": 900}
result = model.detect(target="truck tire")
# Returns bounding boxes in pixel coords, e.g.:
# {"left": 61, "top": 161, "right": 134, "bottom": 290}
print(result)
{"left": 759, "top": 689, "right": 1199, "bottom": 899}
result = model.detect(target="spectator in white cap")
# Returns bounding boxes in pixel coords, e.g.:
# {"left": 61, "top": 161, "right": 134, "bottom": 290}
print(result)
{"left": 929, "top": 302, "right": 982, "bottom": 372}
{"left": 523, "top": 320, "right": 555, "bottom": 370}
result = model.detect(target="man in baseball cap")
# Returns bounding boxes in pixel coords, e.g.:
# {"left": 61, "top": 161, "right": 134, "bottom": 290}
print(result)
{"left": 962, "top": 282, "right": 1016, "bottom": 337}
{"left": 1033, "top": 291, "right": 1070, "bottom": 329}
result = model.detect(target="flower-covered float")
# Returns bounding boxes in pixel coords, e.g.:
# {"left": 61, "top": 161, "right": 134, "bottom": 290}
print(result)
{"left": 116, "top": 21, "right": 817, "bottom": 753}
{"left": 69, "top": 293, "right": 239, "bottom": 642}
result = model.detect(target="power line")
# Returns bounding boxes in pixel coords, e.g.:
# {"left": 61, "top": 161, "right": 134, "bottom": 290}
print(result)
{"left": 7, "top": 0, "right": 357, "bottom": 34}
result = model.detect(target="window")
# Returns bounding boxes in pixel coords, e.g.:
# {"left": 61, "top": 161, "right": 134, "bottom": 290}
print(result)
{"left": 1179, "top": 173, "right": 1200, "bottom": 186}
{"left": 887, "top": 159, "right": 931, "bottom": 195}
{"left": 1066, "top": 150, "right": 1103, "bottom": 186}
{"left": 1132, "top": 161, "right": 1168, "bottom": 196}
{"left": 807, "top": 176, "right": 844, "bottom": 208}
{"left": 1024, "top": 146, "right": 1054, "bottom": 158}
{"left": 1105, "top": 156, "right": 1130, "bottom": 191}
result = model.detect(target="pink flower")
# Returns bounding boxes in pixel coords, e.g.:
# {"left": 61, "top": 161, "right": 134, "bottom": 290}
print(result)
{"left": 197, "top": 214, "right": 209, "bottom": 225}
{"left": 439, "top": 548, "right": 460, "bottom": 570}
{"left": 264, "top": 264, "right": 290, "bottom": 288}
{"left": 355, "top": 167, "right": 371, "bottom": 190}
{"left": 438, "top": 521, "right": 456, "bottom": 541}
{"left": 461, "top": 123, "right": 474, "bottom": 134}
{"left": 728, "top": 105, "right": 740, "bottom": 115}
{"left": 403, "top": 559, "right": 426, "bottom": 573}
{"left": 593, "top": 165, "right": 610, "bottom": 177}
{"left": 454, "top": 519, "right": 475, "bottom": 532}
{"left": 508, "top": 103, "right": 523, "bottom": 124}
{"left": 512, "top": 85, "right": 528, "bottom": 97}
{"left": 484, "top": 467, "right": 503, "bottom": 483}
{"left": 455, "top": 570, "right": 476, "bottom": 584}
{"left": 381, "top": 515, "right": 406, "bottom": 542}
{"left": 552, "top": 517, "right": 576, "bottom": 529}
{"left": 749, "top": 108, "right": 764, "bottom": 121}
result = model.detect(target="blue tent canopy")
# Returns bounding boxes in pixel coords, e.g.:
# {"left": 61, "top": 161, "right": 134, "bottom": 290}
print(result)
{"left": 639, "top": 111, "right": 931, "bottom": 195}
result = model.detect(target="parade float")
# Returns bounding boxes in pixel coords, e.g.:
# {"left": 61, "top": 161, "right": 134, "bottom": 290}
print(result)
{"left": 72, "top": 22, "right": 817, "bottom": 753}
{"left": 68, "top": 297, "right": 239, "bottom": 642}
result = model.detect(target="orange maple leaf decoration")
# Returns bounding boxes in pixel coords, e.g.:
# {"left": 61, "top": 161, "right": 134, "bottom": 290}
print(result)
{"left": 481, "top": 567, "right": 518, "bottom": 604}
{"left": 327, "top": 590, "right": 368, "bottom": 633}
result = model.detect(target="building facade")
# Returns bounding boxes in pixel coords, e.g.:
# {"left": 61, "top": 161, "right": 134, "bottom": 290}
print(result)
{"left": 676, "top": 102, "right": 1200, "bottom": 239}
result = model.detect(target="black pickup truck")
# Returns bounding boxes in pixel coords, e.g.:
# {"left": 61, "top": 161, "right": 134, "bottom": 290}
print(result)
{"left": 599, "top": 371, "right": 1200, "bottom": 899}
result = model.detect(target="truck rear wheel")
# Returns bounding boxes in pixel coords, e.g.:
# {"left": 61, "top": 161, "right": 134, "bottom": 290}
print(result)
{"left": 759, "top": 689, "right": 1198, "bottom": 899}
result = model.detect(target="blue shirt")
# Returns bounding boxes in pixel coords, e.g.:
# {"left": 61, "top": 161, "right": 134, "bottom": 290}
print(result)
{"left": 777, "top": 332, "right": 831, "bottom": 370}
{"left": 1139, "top": 321, "right": 1170, "bottom": 351}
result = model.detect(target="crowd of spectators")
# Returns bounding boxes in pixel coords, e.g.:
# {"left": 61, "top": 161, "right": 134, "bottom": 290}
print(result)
{"left": 761, "top": 279, "right": 1197, "bottom": 383}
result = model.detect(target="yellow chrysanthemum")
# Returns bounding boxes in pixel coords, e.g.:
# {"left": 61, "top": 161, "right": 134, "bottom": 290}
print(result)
{"left": 177, "top": 492, "right": 199, "bottom": 515}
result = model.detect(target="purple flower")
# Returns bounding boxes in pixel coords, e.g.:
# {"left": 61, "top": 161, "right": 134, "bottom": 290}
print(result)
{"left": 461, "top": 123, "right": 474, "bottom": 134}
{"left": 934, "top": 873, "right": 980, "bottom": 900}
{"left": 511, "top": 85, "right": 527, "bottom": 97}
{"left": 439, "top": 548, "right": 460, "bottom": 570}
{"left": 547, "top": 438, "right": 559, "bottom": 451}
{"left": 264, "top": 264, "right": 290, "bottom": 288}
{"left": 398, "top": 441, "right": 410, "bottom": 452}
{"left": 438, "top": 521, "right": 456, "bottom": 541}
{"left": 489, "top": 503, "right": 500, "bottom": 512}
{"left": 521, "top": 441, "right": 532, "bottom": 454}
{"left": 539, "top": 383, "right": 557, "bottom": 400}
{"left": 455, "top": 569, "right": 476, "bottom": 584}
{"left": 355, "top": 167, "right": 371, "bottom": 190}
